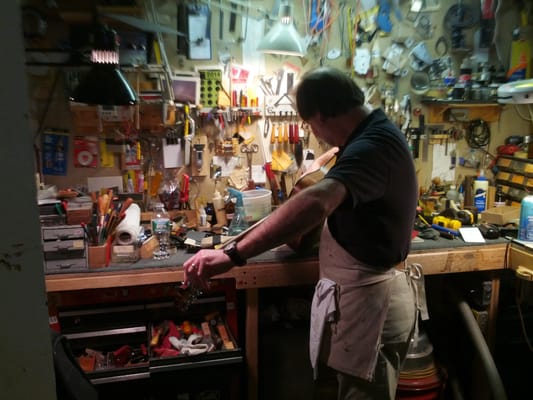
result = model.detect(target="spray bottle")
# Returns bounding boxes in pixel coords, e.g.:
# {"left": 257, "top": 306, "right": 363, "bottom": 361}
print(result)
{"left": 227, "top": 188, "right": 249, "bottom": 235}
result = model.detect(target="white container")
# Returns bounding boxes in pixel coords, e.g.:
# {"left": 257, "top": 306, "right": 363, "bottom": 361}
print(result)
{"left": 242, "top": 189, "right": 272, "bottom": 222}
{"left": 473, "top": 171, "right": 489, "bottom": 213}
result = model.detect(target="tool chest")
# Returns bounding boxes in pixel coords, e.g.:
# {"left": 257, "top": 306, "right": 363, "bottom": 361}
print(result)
{"left": 41, "top": 224, "right": 88, "bottom": 273}
{"left": 50, "top": 279, "right": 242, "bottom": 399}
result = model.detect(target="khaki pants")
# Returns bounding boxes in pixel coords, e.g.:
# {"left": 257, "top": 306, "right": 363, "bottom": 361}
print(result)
{"left": 314, "top": 271, "right": 416, "bottom": 400}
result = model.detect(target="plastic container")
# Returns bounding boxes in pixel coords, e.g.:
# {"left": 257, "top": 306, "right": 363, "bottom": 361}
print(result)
{"left": 519, "top": 195, "right": 533, "bottom": 241}
{"left": 242, "top": 189, "right": 272, "bottom": 222}
{"left": 473, "top": 171, "right": 489, "bottom": 213}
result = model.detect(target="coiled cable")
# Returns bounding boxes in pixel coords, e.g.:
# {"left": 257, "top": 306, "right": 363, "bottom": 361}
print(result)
{"left": 466, "top": 118, "right": 490, "bottom": 148}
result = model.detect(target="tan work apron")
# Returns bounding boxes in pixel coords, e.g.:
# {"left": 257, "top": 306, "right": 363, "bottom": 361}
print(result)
{"left": 310, "top": 223, "right": 396, "bottom": 381}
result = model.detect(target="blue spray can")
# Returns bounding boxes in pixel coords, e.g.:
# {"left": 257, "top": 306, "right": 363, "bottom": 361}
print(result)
{"left": 519, "top": 195, "right": 533, "bottom": 241}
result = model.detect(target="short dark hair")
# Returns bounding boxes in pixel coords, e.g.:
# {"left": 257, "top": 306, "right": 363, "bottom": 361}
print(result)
{"left": 295, "top": 67, "right": 365, "bottom": 120}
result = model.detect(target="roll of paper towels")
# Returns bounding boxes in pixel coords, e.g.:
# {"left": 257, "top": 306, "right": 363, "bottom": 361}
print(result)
{"left": 115, "top": 203, "right": 141, "bottom": 245}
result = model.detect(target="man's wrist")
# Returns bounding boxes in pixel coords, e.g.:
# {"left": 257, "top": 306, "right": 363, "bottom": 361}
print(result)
{"left": 223, "top": 241, "right": 247, "bottom": 266}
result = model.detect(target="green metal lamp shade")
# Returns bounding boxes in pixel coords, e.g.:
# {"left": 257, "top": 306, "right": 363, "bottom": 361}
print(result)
{"left": 257, "top": 4, "right": 306, "bottom": 57}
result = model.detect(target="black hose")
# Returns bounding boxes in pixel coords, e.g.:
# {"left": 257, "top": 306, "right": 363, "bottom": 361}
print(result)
{"left": 450, "top": 290, "right": 507, "bottom": 400}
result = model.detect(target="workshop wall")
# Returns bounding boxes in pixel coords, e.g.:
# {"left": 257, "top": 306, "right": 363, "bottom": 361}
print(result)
{"left": 23, "top": 0, "right": 533, "bottom": 210}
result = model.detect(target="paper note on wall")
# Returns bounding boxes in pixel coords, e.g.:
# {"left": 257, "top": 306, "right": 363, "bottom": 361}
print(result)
{"left": 431, "top": 143, "right": 456, "bottom": 183}
{"left": 88, "top": 176, "right": 123, "bottom": 193}
{"left": 212, "top": 156, "right": 239, "bottom": 176}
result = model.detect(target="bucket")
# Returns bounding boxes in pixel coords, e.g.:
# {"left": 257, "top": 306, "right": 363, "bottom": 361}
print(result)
{"left": 242, "top": 189, "right": 272, "bottom": 222}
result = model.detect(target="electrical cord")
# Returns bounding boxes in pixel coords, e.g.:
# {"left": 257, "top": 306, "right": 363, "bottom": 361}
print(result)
{"left": 466, "top": 118, "right": 490, "bottom": 148}
{"left": 444, "top": 2, "right": 480, "bottom": 30}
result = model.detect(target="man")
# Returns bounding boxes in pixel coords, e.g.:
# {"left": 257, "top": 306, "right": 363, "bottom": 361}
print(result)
{"left": 184, "top": 67, "right": 418, "bottom": 399}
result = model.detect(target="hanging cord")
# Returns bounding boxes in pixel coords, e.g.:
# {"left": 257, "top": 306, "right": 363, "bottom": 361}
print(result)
{"left": 492, "top": 0, "right": 504, "bottom": 65}
{"left": 465, "top": 118, "right": 490, "bottom": 148}
{"left": 513, "top": 103, "right": 533, "bottom": 122}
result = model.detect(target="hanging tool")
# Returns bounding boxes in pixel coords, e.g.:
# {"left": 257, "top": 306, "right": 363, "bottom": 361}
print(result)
{"left": 275, "top": 68, "right": 284, "bottom": 95}
{"left": 241, "top": 142, "right": 259, "bottom": 189}
{"left": 193, "top": 143, "right": 205, "bottom": 171}
{"left": 264, "top": 162, "right": 280, "bottom": 205}
{"left": 271, "top": 122, "right": 293, "bottom": 172}
{"left": 229, "top": 1, "right": 237, "bottom": 33}
{"left": 183, "top": 104, "right": 195, "bottom": 166}
{"left": 179, "top": 174, "right": 191, "bottom": 209}
{"left": 292, "top": 121, "right": 303, "bottom": 167}
{"left": 219, "top": 0, "right": 224, "bottom": 40}
{"left": 263, "top": 117, "right": 271, "bottom": 139}
{"left": 270, "top": 121, "right": 277, "bottom": 144}
{"left": 283, "top": 118, "right": 289, "bottom": 143}
{"left": 420, "top": 114, "right": 428, "bottom": 162}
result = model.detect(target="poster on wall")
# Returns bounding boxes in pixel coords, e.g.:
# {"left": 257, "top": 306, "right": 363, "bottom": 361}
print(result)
{"left": 42, "top": 130, "right": 69, "bottom": 176}
{"left": 73, "top": 136, "right": 98, "bottom": 168}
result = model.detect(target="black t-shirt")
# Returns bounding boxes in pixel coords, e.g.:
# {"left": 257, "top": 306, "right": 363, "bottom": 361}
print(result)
{"left": 325, "top": 108, "right": 418, "bottom": 268}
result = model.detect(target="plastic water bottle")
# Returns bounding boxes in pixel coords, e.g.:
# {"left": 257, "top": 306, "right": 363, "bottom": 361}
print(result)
{"left": 519, "top": 195, "right": 533, "bottom": 241}
{"left": 151, "top": 202, "right": 171, "bottom": 259}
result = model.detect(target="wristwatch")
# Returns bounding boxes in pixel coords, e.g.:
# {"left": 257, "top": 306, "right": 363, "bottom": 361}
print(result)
{"left": 223, "top": 241, "right": 247, "bottom": 266}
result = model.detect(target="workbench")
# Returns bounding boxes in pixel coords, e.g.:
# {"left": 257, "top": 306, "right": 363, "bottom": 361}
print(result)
{"left": 45, "top": 237, "right": 512, "bottom": 400}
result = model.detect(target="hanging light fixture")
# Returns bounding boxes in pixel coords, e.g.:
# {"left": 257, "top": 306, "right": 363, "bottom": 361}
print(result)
{"left": 257, "top": 2, "right": 306, "bottom": 57}
{"left": 70, "top": 22, "right": 137, "bottom": 106}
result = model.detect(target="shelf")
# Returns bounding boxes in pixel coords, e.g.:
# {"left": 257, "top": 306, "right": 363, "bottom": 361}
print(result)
{"left": 69, "top": 102, "right": 176, "bottom": 133}
{"left": 422, "top": 100, "right": 503, "bottom": 123}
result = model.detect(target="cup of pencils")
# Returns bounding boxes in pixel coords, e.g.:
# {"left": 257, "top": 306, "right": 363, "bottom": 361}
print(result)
{"left": 83, "top": 190, "right": 134, "bottom": 268}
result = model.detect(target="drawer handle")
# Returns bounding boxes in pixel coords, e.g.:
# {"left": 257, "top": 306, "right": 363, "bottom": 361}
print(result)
{"left": 54, "top": 244, "right": 72, "bottom": 251}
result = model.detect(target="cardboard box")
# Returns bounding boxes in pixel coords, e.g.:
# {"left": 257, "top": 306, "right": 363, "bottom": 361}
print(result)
{"left": 66, "top": 207, "right": 92, "bottom": 225}
{"left": 479, "top": 206, "right": 520, "bottom": 225}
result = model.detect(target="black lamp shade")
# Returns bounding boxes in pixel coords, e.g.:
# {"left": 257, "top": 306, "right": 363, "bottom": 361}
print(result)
{"left": 70, "top": 65, "right": 137, "bottom": 106}
{"left": 69, "top": 23, "right": 137, "bottom": 106}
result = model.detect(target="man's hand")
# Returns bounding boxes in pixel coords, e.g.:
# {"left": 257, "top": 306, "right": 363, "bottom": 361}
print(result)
{"left": 183, "top": 249, "right": 234, "bottom": 290}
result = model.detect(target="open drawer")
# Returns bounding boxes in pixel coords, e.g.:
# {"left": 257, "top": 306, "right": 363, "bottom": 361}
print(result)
{"left": 148, "top": 311, "right": 242, "bottom": 374}
{"left": 64, "top": 324, "right": 150, "bottom": 384}
{"left": 55, "top": 279, "right": 242, "bottom": 386}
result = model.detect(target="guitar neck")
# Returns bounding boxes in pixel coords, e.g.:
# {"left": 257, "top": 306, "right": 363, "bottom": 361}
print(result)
{"left": 217, "top": 215, "right": 271, "bottom": 249}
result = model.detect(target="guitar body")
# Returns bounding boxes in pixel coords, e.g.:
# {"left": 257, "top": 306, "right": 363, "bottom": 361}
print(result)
{"left": 219, "top": 147, "right": 338, "bottom": 255}
{"left": 287, "top": 147, "right": 338, "bottom": 254}
{"left": 290, "top": 150, "right": 337, "bottom": 196}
